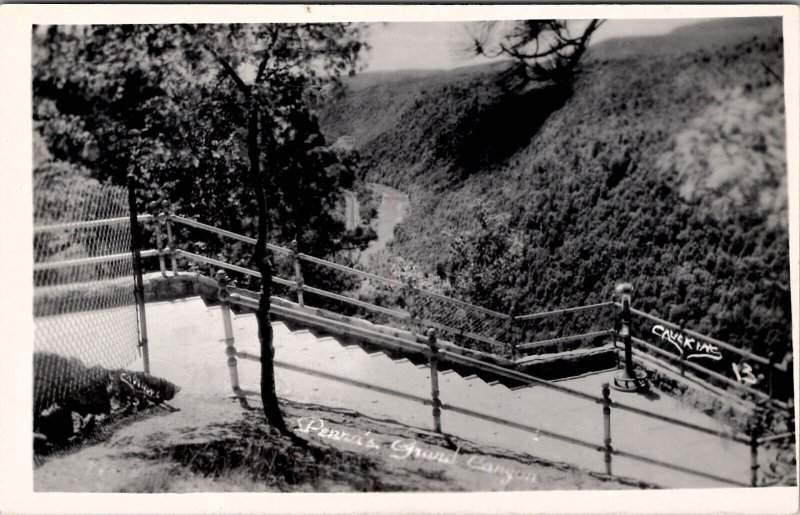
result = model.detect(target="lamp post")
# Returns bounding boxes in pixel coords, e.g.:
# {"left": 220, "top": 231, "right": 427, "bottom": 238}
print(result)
{"left": 613, "top": 282, "right": 649, "bottom": 392}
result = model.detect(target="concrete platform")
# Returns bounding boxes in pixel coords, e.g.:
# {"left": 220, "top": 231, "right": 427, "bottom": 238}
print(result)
{"left": 37, "top": 297, "right": 770, "bottom": 489}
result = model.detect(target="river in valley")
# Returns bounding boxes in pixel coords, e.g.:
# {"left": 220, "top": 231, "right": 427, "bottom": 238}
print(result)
{"left": 360, "top": 183, "right": 409, "bottom": 264}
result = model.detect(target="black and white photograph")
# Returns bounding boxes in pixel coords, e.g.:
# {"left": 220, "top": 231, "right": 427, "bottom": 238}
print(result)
{"left": 1, "top": 3, "right": 799, "bottom": 513}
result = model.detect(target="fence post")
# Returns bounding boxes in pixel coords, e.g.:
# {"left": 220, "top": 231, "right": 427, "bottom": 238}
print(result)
{"left": 427, "top": 328, "right": 443, "bottom": 433}
{"left": 217, "top": 270, "right": 244, "bottom": 404}
{"left": 153, "top": 210, "right": 167, "bottom": 277}
{"left": 767, "top": 350, "right": 776, "bottom": 399}
{"left": 163, "top": 201, "right": 178, "bottom": 275}
{"left": 508, "top": 301, "right": 519, "bottom": 361}
{"left": 749, "top": 407, "right": 763, "bottom": 487}
{"left": 750, "top": 432, "right": 760, "bottom": 487}
{"left": 404, "top": 279, "right": 420, "bottom": 339}
{"left": 602, "top": 382, "right": 613, "bottom": 475}
{"left": 509, "top": 315, "right": 518, "bottom": 361}
{"left": 678, "top": 319, "right": 686, "bottom": 377}
{"left": 127, "top": 172, "right": 150, "bottom": 374}
{"left": 290, "top": 239, "right": 305, "bottom": 307}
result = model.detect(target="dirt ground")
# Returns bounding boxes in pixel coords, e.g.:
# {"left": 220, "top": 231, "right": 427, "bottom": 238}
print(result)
{"left": 34, "top": 392, "right": 655, "bottom": 493}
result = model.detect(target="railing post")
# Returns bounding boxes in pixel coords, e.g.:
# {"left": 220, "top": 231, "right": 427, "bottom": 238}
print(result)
{"left": 509, "top": 315, "right": 518, "bottom": 361}
{"left": 217, "top": 269, "right": 245, "bottom": 406}
{"left": 602, "top": 382, "right": 613, "bottom": 475}
{"left": 749, "top": 406, "right": 763, "bottom": 487}
{"left": 163, "top": 201, "right": 178, "bottom": 275}
{"left": 750, "top": 432, "right": 760, "bottom": 487}
{"left": 427, "top": 328, "right": 443, "bottom": 433}
{"left": 154, "top": 211, "right": 167, "bottom": 277}
{"left": 404, "top": 279, "right": 420, "bottom": 338}
{"left": 508, "top": 301, "right": 520, "bottom": 361}
{"left": 678, "top": 319, "right": 686, "bottom": 377}
{"left": 127, "top": 172, "right": 150, "bottom": 374}
{"left": 767, "top": 350, "right": 776, "bottom": 399}
{"left": 290, "top": 239, "right": 305, "bottom": 307}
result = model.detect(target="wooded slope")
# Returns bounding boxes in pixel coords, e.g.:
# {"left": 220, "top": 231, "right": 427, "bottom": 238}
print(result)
{"left": 319, "top": 18, "right": 790, "bottom": 358}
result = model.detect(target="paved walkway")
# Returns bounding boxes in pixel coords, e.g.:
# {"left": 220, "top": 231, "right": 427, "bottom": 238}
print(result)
{"left": 110, "top": 298, "right": 763, "bottom": 488}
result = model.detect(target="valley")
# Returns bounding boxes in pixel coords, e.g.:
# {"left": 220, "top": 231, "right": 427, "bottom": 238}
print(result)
{"left": 320, "top": 17, "right": 790, "bottom": 363}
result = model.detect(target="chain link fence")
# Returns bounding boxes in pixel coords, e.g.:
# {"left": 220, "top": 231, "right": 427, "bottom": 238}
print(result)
{"left": 33, "top": 172, "right": 141, "bottom": 417}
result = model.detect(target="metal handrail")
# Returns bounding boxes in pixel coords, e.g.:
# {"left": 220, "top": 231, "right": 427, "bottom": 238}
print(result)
{"left": 173, "top": 249, "right": 296, "bottom": 287}
{"left": 418, "top": 317, "right": 509, "bottom": 352}
{"left": 166, "top": 214, "right": 783, "bottom": 374}
{"left": 160, "top": 214, "right": 787, "bottom": 409}
{"left": 227, "top": 290, "right": 755, "bottom": 445}
{"left": 301, "top": 283, "right": 412, "bottom": 320}
{"left": 174, "top": 249, "right": 258, "bottom": 278}
{"left": 234, "top": 321, "right": 749, "bottom": 487}
{"left": 34, "top": 249, "right": 158, "bottom": 271}
{"left": 628, "top": 346, "right": 759, "bottom": 411}
{"left": 630, "top": 335, "right": 787, "bottom": 409}
{"left": 220, "top": 267, "right": 773, "bottom": 486}
{"left": 193, "top": 251, "right": 507, "bottom": 353}
{"left": 34, "top": 214, "right": 154, "bottom": 233}
{"left": 171, "top": 213, "right": 510, "bottom": 322}
{"left": 624, "top": 304, "right": 772, "bottom": 366}
{"left": 440, "top": 342, "right": 752, "bottom": 445}
{"left": 298, "top": 253, "right": 406, "bottom": 288}
{"left": 412, "top": 287, "right": 511, "bottom": 321}
{"left": 170, "top": 214, "right": 291, "bottom": 255}
{"left": 299, "top": 252, "right": 511, "bottom": 321}
{"left": 300, "top": 283, "right": 508, "bottom": 352}
{"left": 516, "top": 330, "right": 615, "bottom": 353}
{"left": 268, "top": 356, "right": 608, "bottom": 454}
{"left": 517, "top": 301, "right": 615, "bottom": 321}
{"left": 757, "top": 431, "right": 796, "bottom": 444}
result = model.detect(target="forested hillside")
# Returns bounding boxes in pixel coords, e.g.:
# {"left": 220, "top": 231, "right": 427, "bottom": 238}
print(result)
{"left": 318, "top": 17, "right": 791, "bottom": 359}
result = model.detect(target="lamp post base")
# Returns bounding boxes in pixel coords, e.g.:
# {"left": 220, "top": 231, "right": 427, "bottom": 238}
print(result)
{"left": 612, "top": 369, "right": 649, "bottom": 392}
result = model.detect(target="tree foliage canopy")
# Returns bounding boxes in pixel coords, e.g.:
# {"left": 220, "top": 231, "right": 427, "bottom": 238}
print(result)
{"left": 33, "top": 23, "right": 373, "bottom": 267}
{"left": 470, "top": 20, "right": 603, "bottom": 85}
{"left": 33, "top": 22, "right": 372, "bottom": 432}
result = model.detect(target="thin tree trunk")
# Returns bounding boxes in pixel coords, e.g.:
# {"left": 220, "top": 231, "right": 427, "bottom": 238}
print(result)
{"left": 246, "top": 99, "right": 289, "bottom": 434}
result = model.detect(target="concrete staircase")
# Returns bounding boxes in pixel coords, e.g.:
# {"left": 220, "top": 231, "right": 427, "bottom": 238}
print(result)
{"left": 143, "top": 297, "right": 761, "bottom": 490}
{"left": 228, "top": 311, "right": 755, "bottom": 490}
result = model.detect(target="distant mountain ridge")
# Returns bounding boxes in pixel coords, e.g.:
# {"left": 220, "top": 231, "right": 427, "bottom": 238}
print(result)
{"left": 588, "top": 16, "right": 782, "bottom": 59}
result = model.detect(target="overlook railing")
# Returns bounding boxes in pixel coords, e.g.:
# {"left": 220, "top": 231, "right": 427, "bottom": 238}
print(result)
{"left": 208, "top": 271, "right": 791, "bottom": 488}
{"left": 151, "top": 211, "right": 791, "bottom": 411}
{"left": 38, "top": 209, "right": 795, "bottom": 487}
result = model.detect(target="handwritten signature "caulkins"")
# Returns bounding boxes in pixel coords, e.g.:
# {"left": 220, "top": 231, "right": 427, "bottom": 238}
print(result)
{"left": 295, "top": 416, "right": 538, "bottom": 486}
{"left": 651, "top": 324, "right": 723, "bottom": 361}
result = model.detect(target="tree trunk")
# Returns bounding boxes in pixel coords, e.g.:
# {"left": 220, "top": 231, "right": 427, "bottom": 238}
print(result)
{"left": 246, "top": 99, "right": 289, "bottom": 434}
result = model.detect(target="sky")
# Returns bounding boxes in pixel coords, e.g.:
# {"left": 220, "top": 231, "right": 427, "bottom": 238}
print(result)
{"left": 362, "top": 19, "right": 706, "bottom": 72}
